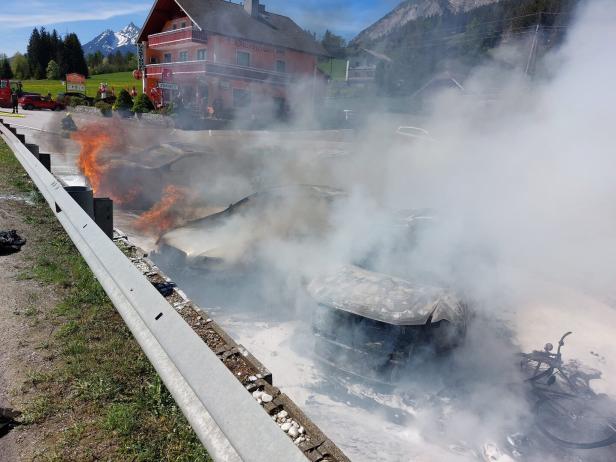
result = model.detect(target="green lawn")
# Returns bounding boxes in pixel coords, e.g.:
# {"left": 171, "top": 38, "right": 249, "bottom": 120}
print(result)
{"left": 318, "top": 58, "right": 348, "bottom": 81}
{"left": 21, "top": 72, "right": 142, "bottom": 98}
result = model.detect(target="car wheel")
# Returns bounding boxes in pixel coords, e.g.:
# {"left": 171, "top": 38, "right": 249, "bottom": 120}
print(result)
{"left": 25, "top": 104, "right": 33, "bottom": 110}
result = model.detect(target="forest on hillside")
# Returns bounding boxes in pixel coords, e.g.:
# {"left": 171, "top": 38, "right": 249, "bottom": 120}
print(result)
{"left": 357, "top": 0, "right": 581, "bottom": 95}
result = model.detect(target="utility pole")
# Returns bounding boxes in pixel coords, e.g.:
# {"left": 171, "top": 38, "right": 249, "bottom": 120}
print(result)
{"left": 525, "top": 13, "right": 541, "bottom": 76}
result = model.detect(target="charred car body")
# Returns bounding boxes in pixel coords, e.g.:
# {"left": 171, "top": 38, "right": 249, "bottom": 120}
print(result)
{"left": 307, "top": 265, "right": 468, "bottom": 381}
{"left": 153, "top": 185, "right": 469, "bottom": 380}
{"left": 156, "top": 184, "right": 347, "bottom": 269}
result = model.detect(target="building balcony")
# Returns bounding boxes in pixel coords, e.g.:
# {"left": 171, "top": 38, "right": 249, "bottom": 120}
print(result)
{"left": 146, "top": 60, "right": 291, "bottom": 85}
{"left": 148, "top": 27, "right": 208, "bottom": 48}
{"left": 347, "top": 67, "right": 376, "bottom": 82}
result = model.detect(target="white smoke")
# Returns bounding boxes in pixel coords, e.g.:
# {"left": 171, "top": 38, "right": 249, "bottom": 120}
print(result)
{"left": 136, "top": 1, "right": 616, "bottom": 460}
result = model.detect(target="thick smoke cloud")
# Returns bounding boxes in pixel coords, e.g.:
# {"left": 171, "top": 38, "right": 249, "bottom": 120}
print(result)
{"left": 65, "top": 1, "right": 616, "bottom": 460}
{"left": 373, "top": 0, "right": 616, "bottom": 303}
{"left": 178, "top": 2, "right": 616, "bottom": 460}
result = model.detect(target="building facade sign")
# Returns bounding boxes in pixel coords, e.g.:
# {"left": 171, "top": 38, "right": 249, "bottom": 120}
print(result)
{"left": 67, "top": 83, "right": 86, "bottom": 92}
{"left": 66, "top": 74, "right": 86, "bottom": 93}
{"left": 233, "top": 38, "right": 274, "bottom": 54}
{"left": 66, "top": 73, "right": 86, "bottom": 84}
{"left": 158, "top": 82, "right": 179, "bottom": 90}
{"left": 138, "top": 43, "right": 146, "bottom": 70}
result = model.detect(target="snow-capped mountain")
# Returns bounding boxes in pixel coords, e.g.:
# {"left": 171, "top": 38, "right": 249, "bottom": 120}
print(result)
{"left": 82, "top": 22, "right": 140, "bottom": 56}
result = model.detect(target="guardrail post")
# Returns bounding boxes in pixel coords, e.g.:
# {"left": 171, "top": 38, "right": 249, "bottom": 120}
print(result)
{"left": 64, "top": 185, "right": 94, "bottom": 218}
{"left": 94, "top": 197, "right": 114, "bottom": 239}
{"left": 38, "top": 153, "right": 51, "bottom": 172}
{"left": 25, "top": 143, "right": 40, "bottom": 159}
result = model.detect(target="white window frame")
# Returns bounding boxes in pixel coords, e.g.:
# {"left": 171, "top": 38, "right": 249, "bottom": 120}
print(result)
{"left": 197, "top": 49, "right": 207, "bottom": 61}
{"left": 236, "top": 50, "right": 250, "bottom": 67}
{"left": 179, "top": 50, "right": 189, "bottom": 62}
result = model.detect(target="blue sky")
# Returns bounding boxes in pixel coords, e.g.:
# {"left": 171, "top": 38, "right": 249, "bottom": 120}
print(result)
{"left": 0, "top": 0, "right": 400, "bottom": 57}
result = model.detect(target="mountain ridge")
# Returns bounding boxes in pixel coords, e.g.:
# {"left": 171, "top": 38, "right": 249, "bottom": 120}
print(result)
{"left": 352, "top": 0, "right": 502, "bottom": 45}
{"left": 82, "top": 22, "right": 140, "bottom": 56}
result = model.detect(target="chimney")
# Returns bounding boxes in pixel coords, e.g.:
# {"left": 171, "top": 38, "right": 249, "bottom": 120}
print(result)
{"left": 244, "top": 0, "right": 259, "bottom": 17}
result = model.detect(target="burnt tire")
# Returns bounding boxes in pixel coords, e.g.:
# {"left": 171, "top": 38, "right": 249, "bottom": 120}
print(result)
{"left": 535, "top": 395, "right": 616, "bottom": 449}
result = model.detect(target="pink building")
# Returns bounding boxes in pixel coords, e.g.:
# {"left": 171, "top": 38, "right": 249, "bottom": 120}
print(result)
{"left": 137, "top": 0, "right": 328, "bottom": 118}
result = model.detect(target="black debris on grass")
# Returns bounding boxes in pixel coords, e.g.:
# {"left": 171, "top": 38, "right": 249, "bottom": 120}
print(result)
{"left": 0, "top": 229, "right": 26, "bottom": 254}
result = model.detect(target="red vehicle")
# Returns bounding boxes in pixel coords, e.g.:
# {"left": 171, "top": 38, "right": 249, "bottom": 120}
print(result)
{"left": 0, "top": 79, "right": 22, "bottom": 108}
{"left": 19, "top": 94, "right": 65, "bottom": 111}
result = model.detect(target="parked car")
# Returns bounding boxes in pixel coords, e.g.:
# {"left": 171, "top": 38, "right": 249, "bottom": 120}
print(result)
{"left": 19, "top": 95, "right": 65, "bottom": 111}
{"left": 56, "top": 92, "right": 95, "bottom": 106}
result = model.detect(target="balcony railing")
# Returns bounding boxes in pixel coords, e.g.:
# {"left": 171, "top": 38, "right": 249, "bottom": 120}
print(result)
{"left": 146, "top": 60, "right": 291, "bottom": 85}
{"left": 148, "top": 27, "right": 208, "bottom": 48}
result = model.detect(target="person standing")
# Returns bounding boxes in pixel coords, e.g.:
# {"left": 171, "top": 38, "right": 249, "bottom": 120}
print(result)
{"left": 11, "top": 90, "right": 18, "bottom": 114}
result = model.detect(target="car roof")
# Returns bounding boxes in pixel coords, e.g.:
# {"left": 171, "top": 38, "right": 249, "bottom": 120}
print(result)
{"left": 307, "top": 264, "right": 464, "bottom": 325}
{"left": 183, "top": 184, "right": 346, "bottom": 228}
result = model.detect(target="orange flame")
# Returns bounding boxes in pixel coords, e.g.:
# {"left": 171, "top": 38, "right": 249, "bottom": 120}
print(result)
{"left": 71, "top": 124, "right": 112, "bottom": 194}
{"left": 134, "top": 185, "right": 189, "bottom": 235}
{"left": 72, "top": 123, "right": 191, "bottom": 236}
{"left": 71, "top": 122, "right": 141, "bottom": 206}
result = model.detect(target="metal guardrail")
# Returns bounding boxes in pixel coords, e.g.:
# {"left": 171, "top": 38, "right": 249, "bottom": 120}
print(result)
{"left": 0, "top": 119, "right": 308, "bottom": 462}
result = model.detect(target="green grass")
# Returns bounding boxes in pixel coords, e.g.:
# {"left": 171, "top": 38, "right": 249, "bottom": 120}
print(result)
{"left": 318, "top": 58, "right": 348, "bottom": 80}
{"left": 20, "top": 71, "right": 143, "bottom": 98}
{"left": 0, "top": 138, "right": 210, "bottom": 461}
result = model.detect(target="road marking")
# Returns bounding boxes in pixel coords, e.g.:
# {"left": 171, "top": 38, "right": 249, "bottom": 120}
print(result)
{"left": 0, "top": 111, "right": 26, "bottom": 118}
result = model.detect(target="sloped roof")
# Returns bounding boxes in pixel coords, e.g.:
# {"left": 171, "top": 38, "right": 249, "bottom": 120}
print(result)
{"left": 141, "top": 0, "right": 328, "bottom": 56}
{"left": 360, "top": 48, "right": 392, "bottom": 62}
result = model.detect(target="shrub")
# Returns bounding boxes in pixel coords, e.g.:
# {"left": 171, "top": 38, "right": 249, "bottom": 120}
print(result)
{"left": 95, "top": 101, "right": 112, "bottom": 117}
{"left": 69, "top": 96, "right": 86, "bottom": 107}
{"left": 46, "top": 59, "right": 60, "bottom": 80}
{"left": 155, "top": 102, "right": 174, "bottom": 116}
{"left": 132, "top": 93, "right": 154, "bottom": 114}
{"left": 113, "top": 89, "right": 133, "bottom": 111}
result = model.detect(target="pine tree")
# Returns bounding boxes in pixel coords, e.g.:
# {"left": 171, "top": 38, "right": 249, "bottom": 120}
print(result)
{"left": 321, "top": 30, "right": 347, "bottom": 58}
{"left": 0, "top": 55, "right": 13, "bottom": 79}
{"left": 50, "top": 30, "right": 62, "bottom": 64}
{"left": 27, "top": 28, "right": 43, "bottom": 79}
{"left": 60, "top": 33, "right": 89, "bottom": 77}
{"left": 38, "top": 27, "right": 52, "bottom": 79}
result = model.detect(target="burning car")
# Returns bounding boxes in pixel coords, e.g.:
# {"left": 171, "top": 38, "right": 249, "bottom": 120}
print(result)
{"left": 155, "top": 184, "right": 347, "bottom": 269}
{"left": 307, "top": 264, "right": 468, "bottom": 382}
{"left": 153, "top": 183, "right": 467, "bottom": 381}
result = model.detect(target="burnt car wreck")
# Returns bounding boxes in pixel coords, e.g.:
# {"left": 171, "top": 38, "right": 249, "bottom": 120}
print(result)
{"left": 152, "top": 183, "right": 469, "bottom": 382}
{"left": 307, "top": 265, "right": 469, "bottom": 382}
